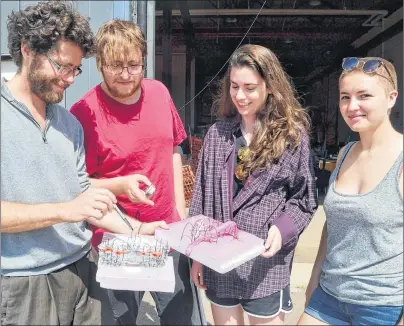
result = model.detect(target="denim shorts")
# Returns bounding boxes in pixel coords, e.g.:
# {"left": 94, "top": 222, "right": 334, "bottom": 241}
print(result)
{"left": 305, "top": 286, "right": 403, "bottom": 325}
{"left": 205, "top": 286, "right": 293, "bottom": 318}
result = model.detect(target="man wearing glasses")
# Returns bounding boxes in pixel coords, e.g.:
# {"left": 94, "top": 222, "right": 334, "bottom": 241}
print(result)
{"left": 1, "top": 3, "right": 151, "bottom": 325}
{"left": 71, "top": 20, "right": 202, "bottom": 325}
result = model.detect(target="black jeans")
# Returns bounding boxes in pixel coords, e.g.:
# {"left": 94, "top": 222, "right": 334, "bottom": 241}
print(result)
{"left": 107, "top": 250, "right": 205, "bottom": 325}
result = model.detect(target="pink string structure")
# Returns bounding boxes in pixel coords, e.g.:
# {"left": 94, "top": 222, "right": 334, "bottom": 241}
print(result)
{"left": 180, "top": 218, "right": 239, "bottom": 256}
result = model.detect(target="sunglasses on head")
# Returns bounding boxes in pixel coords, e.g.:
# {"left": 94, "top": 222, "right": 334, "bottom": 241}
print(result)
{"left": 342, "top": 57, "right": 394, "bottom": 86}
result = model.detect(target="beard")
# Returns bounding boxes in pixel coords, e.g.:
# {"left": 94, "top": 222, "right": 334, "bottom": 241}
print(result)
{"left": 28, "top": 56, "right": 68, "bottom": 104}
{"left": 102, "top": 72, "right": 142, "bottom": 99}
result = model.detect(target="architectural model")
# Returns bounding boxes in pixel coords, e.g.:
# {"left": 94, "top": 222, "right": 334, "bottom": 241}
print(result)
{"left": 155, "top": 215, "right": 265, "bottom": 274}
{"left": 96, "top": 233, "right": 175, "bottom": 292}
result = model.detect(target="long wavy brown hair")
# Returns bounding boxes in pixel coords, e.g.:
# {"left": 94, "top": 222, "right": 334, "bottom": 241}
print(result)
{"left": 216, "top": 44, "right": 310, "bottom": 180}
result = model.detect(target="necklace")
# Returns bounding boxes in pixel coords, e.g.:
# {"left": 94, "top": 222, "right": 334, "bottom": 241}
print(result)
{"left": 240, "top": 124, "right": 253, "bottom": 146}
{"left": 235, "top": 127, "right": 251, "bottom": 181}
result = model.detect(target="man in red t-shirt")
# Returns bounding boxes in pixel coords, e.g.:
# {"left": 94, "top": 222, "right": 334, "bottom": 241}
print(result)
{"left": 71, "top": 20, "right": 202, "bottom": 325}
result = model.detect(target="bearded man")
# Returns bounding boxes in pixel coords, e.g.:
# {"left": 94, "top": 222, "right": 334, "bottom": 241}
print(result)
{"left": 0, "top": 2, "right": 161, "bottom": 325}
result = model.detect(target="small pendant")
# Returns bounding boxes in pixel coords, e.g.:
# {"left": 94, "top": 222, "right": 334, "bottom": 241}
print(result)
{"left": 238, "top": 147, "right": 250, "bottom": 161}
{"left": 235, "top": 163, "right": 244, "bottom": 180}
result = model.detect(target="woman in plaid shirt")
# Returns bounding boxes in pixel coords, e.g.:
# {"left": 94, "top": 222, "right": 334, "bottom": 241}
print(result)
{"left": 189, "top": 44, "right": 318, "bottom": 325}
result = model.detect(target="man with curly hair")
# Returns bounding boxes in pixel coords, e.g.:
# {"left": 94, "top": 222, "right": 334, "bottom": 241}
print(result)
{"left": 1, "top": 2, "right": 159, "bottom": 325}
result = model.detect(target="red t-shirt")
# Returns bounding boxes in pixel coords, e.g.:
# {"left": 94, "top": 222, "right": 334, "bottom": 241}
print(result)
{"left": 70, "top": 79, "right": 187, "bottom": 248}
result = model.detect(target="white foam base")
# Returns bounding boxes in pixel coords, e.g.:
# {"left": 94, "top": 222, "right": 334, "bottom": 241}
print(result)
{"left": 96, "top": 256, "right": 175, "bottom": 292}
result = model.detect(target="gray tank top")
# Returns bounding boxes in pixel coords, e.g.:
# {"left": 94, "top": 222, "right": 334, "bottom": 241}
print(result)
{"left": 320, "top": 142, "right": 403, "bottom": 306}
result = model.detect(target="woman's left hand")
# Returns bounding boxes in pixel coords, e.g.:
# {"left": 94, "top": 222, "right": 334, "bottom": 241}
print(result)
{"left": 261, "top": 225, "right": 282, "bottom": 258}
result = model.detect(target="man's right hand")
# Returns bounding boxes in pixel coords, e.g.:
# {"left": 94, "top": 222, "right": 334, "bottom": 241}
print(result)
{"left": 60, "top": 188, "right": 117, "bottom": 223}
{"left": 121, "top": 174, "right": 155, "bottom": 206}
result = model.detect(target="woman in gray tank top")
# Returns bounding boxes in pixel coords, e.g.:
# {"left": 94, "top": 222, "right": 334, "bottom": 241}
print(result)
{"left": 298, "top": 57, "right": 403, "bottom": 325}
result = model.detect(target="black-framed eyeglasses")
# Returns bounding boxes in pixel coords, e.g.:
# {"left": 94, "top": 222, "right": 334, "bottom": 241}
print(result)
{"left": 104, "top": 64, "right": 144, "bottom": 75}
{"left": 342, "top": 57, "right": 394, "bottom": 86}
{"left": 46, "top": 55, "right": 82, "bottom": 77}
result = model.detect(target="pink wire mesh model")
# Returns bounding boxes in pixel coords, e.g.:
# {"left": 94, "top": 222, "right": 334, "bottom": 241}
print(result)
{"left": 180, "top": 218, "right": 239, "bottom": 256}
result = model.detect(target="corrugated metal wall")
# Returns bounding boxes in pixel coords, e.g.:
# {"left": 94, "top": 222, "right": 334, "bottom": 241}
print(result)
{"left": 1, "top": 1, "right": 195, "bottom": 127}
{"left": 1, "top": 0, "right": 132, "bottom": 109}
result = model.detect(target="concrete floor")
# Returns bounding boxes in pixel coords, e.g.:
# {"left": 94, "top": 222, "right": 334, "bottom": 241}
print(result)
{"left": 136, "top": 288, "right": 306, "bottom": 325}
{"left": 135, "top": 200, "right": 326, "bottom": 325}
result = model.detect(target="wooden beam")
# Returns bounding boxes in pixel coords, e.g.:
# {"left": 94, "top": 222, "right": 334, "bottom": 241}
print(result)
{"left": 178, "top": 1, "right": 197, "bottom": 55}
{"left": 162, "top": 1, "right": 172, "bottom": 93}
{"left": 156, "top": 8, "right": 388, "bottom": 17}
{"left": 304, "top": 8, "right": 403, "bottom": 83}
{"left": 178, "top": 0, "right": 196, "bottom": 130}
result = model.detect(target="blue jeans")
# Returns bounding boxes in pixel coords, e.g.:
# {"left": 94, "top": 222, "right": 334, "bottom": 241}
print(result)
{"left": 305, "top": 286, "right": 403, "bottom": 325}
{"left": 107, "top": 251, "right": 205, "bottom": 325}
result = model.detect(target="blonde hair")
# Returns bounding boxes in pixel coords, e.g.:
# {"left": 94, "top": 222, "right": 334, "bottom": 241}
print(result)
{"left": 216, "top": 44, "right": 310, "bottom": 180}
{"left": 340, "top": 57, "right": 397, "bottom": 93}
{"left": 95, "top": 19, "right": 146, "bottom": 70}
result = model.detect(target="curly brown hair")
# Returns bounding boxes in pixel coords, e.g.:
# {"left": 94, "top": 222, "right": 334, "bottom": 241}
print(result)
{"left": 7, "top": 1, "right": 95, "bottom": 71}
{"left": 216, "top": 44, "right": 310, "bottom": 180}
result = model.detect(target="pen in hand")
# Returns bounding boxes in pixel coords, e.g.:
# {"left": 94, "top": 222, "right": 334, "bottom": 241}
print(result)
{"left": 113, "top": 204, "right": 134, "bottom": 231}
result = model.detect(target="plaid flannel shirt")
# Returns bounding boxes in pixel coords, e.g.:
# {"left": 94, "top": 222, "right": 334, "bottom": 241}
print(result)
{"left": 189, "top": 115, "right": 318, "bottom": 299}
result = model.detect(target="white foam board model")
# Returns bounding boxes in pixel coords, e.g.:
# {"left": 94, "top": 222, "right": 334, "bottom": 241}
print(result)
{"left": 155, "top": 215, "right": 266, "bottom": 274}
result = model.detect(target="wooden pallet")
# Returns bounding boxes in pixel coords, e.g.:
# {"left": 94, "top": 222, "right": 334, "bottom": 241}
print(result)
{"left": 182, "top": 165, "right": 195, "bottom": 208}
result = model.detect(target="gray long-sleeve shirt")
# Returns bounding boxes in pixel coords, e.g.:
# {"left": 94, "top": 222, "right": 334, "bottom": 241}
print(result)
{"left": 1, "top": 79, "right": 92, "bottom": 276}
